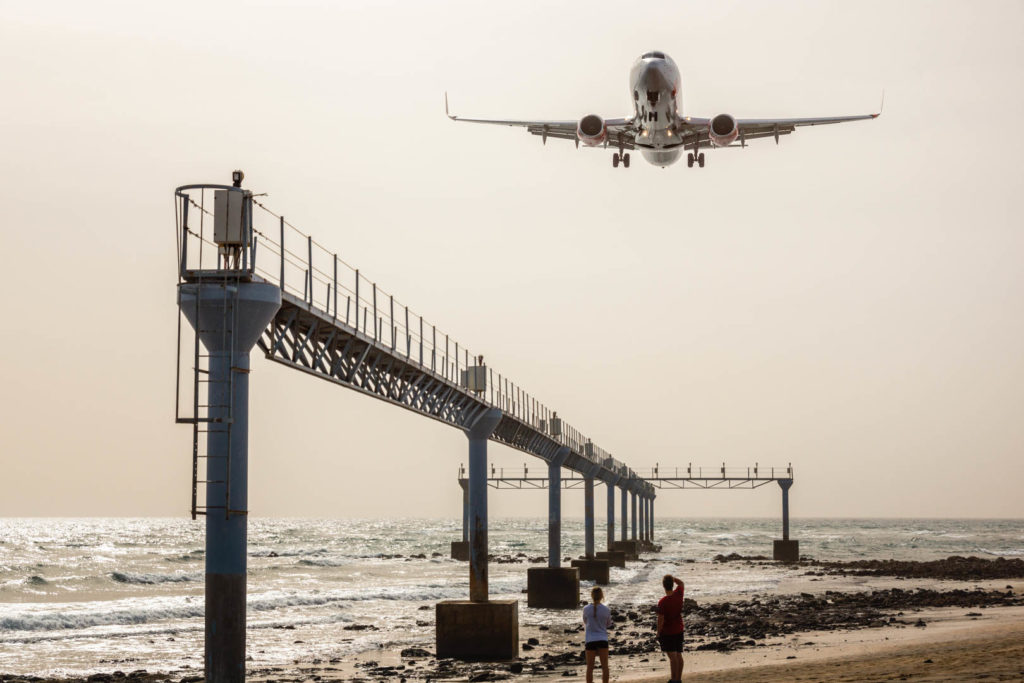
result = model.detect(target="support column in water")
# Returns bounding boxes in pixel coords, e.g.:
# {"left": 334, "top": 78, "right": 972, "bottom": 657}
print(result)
{"left": 584, "top": 476, "right": 595, "bottom": 559}
{"left": 631, "top": 492, "right": 638, "bottom": 540}
{"left": 606, "top": 479, "right": 616, "bottom": 550}
{"left": 460, "top": 479, "right": 469, "bottom": 543}
{"left": 547, "top": 447, "right": 570, "bottom": 568}
{"left": 179, "top": 280, "right": 280, "bottom": 683}
{"left": 640, "top": 497, "right": 647, "bottom": 541}
{"left": 649, "top": 496, "right": 655, "bottom": 542}
{"left": 772, "top": 478, "right": 799, "bottom": 562}
{"left": 466, "top": 408, "right": 503, "bottom": 602}
{"left": 620, "top": 484, "right": 628, "bottom": 541}
{"left": 780, "top": 479, "right": 792, "bottom": 540}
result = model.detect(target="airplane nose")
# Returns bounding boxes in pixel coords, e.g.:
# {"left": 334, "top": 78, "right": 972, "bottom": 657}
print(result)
{"left": 641, "top": 64, "right": 670, "bottom": 91}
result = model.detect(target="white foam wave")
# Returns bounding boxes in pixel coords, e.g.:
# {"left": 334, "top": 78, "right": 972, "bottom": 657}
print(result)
{"left": 0, "top": 581, "right": 469, "bottom": 634}
{"left": 978, "top": 548, "right": 1024, "bottom": 557}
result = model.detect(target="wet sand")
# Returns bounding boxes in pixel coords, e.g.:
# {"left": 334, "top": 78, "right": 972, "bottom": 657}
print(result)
{"left": 628, "top": 609, "right": 1024, "bottom": 682}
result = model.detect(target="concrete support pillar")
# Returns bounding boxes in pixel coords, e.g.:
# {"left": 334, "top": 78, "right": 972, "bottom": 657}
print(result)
{"left": 639, "top": 497, "right": 647, "bottom": 541}
{"left": 781, "top": 480, "right": 791, "bottom": 540}
{"left": 460, "top": 480, "right": 469, "bottom": 543}
{"left": 773, "top": 479, "right": 799, "bottom": 562}
{"left": 631, "top": 492, "right": 638, "bottom": 540}
{"left": 451, "top": 479, "right": 470, "bottom": 560}
{"left": 547, "top": 447, "right": 569, "bottom": 568}
{"left": 179, "top": 280, "right": 281, "bottom": 683}
{"left": 584, "top": 476, "right": 595, "bottom": 558}
{"left": 527, "top": 447, "right": 577, "bottom": 610}
{"left": 606, "top": 482, "right": 615, "bottom": 550}
{"left": 649, "top": 497, "right": 655, "bottom": 541}
{"left": 619, "top": 485, "right": 628, "bottom": 541}
{"left": 466, "top": 408, "right": 503, "bottom": 602}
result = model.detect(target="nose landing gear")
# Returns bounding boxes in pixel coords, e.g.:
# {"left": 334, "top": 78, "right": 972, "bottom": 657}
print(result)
{"left": 612, "top": 152, "right": 631, "bottom": 169}
{"left": 686, "top": 152, "right": 705, "bottom": 168}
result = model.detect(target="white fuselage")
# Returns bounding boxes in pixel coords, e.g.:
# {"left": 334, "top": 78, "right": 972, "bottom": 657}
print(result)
{"left": 629, "top": 53, "right": 684, "bottom": 166}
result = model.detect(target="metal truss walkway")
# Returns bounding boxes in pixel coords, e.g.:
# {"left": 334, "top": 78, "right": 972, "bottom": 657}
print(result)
{"left": 175, "top": 183, "right": 649, "bottom": 495}
{"left": 465, "top": 463, "right": 793, "bottom": 489}
{"left": 639, "top": 463, "right": 793, "bottom": 489}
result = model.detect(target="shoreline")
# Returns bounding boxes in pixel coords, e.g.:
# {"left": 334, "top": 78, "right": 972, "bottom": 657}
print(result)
{"left": 3, "top": 555, "right": 1023, "bottom": 682}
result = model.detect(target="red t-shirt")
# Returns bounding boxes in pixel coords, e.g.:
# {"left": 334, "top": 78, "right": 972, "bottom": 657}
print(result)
{"left": 657, "top": 585, "right": 684, "bottom": 635}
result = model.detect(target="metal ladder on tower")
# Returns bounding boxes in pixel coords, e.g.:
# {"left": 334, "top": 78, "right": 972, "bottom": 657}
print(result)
{"left": 176, "top": 271, "right": 244, "bottom": 520}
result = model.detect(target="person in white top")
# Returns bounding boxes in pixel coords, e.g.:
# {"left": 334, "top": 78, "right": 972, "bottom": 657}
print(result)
{"left": 582, "top": 586, "right": 613, "bottom": 683}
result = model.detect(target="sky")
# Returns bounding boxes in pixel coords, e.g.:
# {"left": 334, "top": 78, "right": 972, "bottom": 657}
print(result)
{"left": 1, "top": 1, "right": 1022, "bottom": 521}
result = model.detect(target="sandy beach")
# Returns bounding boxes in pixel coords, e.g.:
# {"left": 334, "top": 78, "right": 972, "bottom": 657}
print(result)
{"left": 625, "top": 606, "right": 1024, "bottom": 683}
{"left": 239, "top": 556, "right": 1024, "bottom": 683}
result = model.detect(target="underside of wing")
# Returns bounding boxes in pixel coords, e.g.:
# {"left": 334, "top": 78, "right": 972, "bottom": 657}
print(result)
{"left": 733, "top": 112, "right": 878, "bottom": 146}
{"left": 447, "top": 95, "right": 637, "bottom": 148}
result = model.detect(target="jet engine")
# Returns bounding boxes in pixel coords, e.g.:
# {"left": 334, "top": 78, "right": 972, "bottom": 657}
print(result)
{"left": 709, "top": 113, "right": 739, "bottom": 147}
{"left": 576, "top": 114, "right": 607, "bottom": 146}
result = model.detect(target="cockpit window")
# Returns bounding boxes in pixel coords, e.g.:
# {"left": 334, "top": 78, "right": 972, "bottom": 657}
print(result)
{"left": 642, "top": 51, "right": 666, "bottom": 59}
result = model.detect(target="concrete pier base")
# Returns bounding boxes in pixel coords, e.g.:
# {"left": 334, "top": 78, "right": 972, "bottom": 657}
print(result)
{"left": 570, "top": 559, "right": 610, "bottom": 584}
{"left": 527, "top": 567, "right": 580, "bottom": 609}
{"left": 596, "top": 550, "right": 626, "bottom": 568}
{"left": 611, "top": 540, "right": 639, "bottom": 560}
{"left": 773, "top": 540, "right": 800, "bottom": 563}
{"left": 436, "top": 600, "right": 518, "bottom": 660}
{"left": 450, "top": 541, "right": 469, "bottom": 561}
{"left": 205, "top": 573, "right": 245, "bottom": 683}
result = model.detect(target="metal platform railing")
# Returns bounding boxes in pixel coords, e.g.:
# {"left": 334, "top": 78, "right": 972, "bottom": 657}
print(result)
{"left": 175, "top": 184, "right": 634, "bottom": 480}
{"left": 638, "top": 464, "right": 794, "bottom": 480}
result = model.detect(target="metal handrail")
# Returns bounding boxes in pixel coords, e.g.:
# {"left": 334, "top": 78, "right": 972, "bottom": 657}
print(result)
{"left": 175, "top": 185, "right": 637, "bottom": 485}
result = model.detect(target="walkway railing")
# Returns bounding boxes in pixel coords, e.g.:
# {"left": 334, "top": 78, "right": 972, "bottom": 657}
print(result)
{"left": 638, "top": 464, "right": 794, "bottom": 480}
{"left": 175, "top": 184, "right": 626, "bottom": 474}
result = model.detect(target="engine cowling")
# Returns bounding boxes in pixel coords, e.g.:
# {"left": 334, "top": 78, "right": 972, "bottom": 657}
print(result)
{"left": 577, "top": 114, "right": 607, "bottom": 147}
{"left": 709, "top": 113, "right": 739, "bottom": 147}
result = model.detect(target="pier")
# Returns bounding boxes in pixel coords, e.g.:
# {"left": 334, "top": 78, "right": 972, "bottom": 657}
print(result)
{"left": 461, "top": 462, "right": 799, "bottom": 568}
{"left": 173, "top": 178, "right": 656, "bottom": 676}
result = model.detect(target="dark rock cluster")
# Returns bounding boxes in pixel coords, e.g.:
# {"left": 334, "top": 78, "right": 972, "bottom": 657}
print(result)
{"left": 808, "top": 555, "right": 1024, "bottom": 581}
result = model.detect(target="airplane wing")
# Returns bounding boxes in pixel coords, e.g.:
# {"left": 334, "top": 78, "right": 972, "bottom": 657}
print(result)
{"left": 681, "top": 110, "right": 880, "bottom": 149}
{"left": 446, "top": 94, "right": 638, "bottom": 149}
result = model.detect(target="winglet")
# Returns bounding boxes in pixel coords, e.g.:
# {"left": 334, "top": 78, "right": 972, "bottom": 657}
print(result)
{"left": 445, "top": 92, "right": 456, "bottom": 120}
{"left": 872, "top": 89, "right": 885, "bottom": 118}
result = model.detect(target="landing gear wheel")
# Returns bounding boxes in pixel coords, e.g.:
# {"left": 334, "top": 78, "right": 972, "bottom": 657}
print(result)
{"left": 697, "top": 153, "right": 705, "bottom": 168}
{"left": 612, "top": 153, "right": 620, "bottom": 168}
{"left": 687, "top": 153, "right": 694, "bottom": 168}
{"left": 623, "top": 153, "right": 630, "bottom": 168}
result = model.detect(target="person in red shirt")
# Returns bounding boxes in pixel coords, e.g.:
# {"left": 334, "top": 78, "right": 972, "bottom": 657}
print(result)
{"left": 656, "top": 574, "right": 685, "bottom": 682}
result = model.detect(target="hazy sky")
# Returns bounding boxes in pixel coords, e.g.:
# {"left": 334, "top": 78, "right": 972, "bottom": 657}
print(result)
{"left": 1, "top": 1, "right": 1022, "bottom": 522}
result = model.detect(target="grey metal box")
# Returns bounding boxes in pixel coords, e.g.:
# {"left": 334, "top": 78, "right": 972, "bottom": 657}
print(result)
{"left": 549, "top": 416, "right": 562, "bottom": 437}
{"left": 461, "top": 366, "right": 487, "bottom": 393}
{"left": 214, "top": 190, "right": 246, "bottom": 245}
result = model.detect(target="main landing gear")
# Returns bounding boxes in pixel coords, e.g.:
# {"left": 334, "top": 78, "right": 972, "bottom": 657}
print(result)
{"left": 612, "top": 152, "right": 631, "bottom": 168}
{"left": 687, "top": 152, "right": 705, "bottom": 168}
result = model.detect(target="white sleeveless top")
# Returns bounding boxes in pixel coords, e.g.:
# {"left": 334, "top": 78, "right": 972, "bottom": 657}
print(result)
{"left": 582, "top": 602, "right": 612, "bottom": 642}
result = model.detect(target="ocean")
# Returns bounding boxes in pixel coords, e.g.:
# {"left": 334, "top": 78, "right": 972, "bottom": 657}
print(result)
{"left": 1, "top": 517, "right": 1021, "bottom": 675}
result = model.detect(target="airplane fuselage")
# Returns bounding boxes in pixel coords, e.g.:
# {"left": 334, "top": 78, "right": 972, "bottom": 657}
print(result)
{"left": 629, "top": 52, "right": 684, "bottom": 166}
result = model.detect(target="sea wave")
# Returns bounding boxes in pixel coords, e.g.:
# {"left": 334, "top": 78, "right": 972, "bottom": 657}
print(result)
{"left": 296, "top": 558, "right": 347, "bottom": 567}
{"left": 0, "top": 581, "right": 468, "bottom": 633}
{"left": 978, "top": 548, "right": 1024, "bottom": 557}
{"left": 110, "top": 572, "right": 202, "bottom": 585}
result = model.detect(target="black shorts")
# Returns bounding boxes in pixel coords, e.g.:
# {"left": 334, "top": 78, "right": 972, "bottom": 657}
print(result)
{"left": 585, "top": 640, "right": 609, "bottom": 651}
{"left": 658, "top": 632, "right": 684, "bottom": 653}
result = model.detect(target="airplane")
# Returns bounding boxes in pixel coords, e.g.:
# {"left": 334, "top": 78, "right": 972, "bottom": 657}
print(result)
{"left": 446, "top": 51, "right": 880, "bottom": 169}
